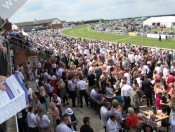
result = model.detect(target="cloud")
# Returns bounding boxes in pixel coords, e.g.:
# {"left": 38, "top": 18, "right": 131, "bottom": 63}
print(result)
{"left": 9, "top": 0, "right": 175, "bottom": 23}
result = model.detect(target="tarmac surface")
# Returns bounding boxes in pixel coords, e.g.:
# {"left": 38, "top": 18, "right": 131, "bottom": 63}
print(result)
{"left": 7, "top": 80, "right": 169, "bottom": 132}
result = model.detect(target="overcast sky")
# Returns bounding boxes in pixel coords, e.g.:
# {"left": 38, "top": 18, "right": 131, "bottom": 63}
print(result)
{"left": 9, "top": 0, "right": 175, "bottom": 23}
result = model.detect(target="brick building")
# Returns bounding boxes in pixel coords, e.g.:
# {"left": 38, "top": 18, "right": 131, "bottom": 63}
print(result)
{"left": 15, "top": 18, "right": 63, "bottom": 32}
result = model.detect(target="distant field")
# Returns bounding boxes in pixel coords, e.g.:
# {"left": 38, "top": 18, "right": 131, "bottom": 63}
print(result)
{"left": 62, "top": 26, "right": 175, "bottom": 49}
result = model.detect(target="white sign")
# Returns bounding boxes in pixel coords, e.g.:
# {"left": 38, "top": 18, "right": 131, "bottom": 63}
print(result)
{"left": 147, "top": 33, "right": 166, "bottom": 39}
{"left": 0, "top": 74, "right": 29, "bottom": 124}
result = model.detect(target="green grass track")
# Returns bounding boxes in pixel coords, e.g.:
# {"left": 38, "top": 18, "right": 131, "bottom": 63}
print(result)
{"left": 62, "top": 25, "right": 175, "bottom": 49}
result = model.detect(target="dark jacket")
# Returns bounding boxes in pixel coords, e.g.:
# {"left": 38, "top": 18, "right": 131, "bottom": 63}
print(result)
{"left": 80, "top": 125, "right": 94, "bottom": 132}
{"left": 142, "top": 79, "right": 153, "bottom": 94}
{"left": 62, "top": 113, "right": 78, "bottom": 131}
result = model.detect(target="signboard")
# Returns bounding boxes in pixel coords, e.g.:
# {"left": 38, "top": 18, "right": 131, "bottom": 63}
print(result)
{"left": 147, "top": 34, "right": 166, "bottom": 39}
{"left": 28, "top": 56, "right": 38, "bottom": 65}
{"left": 129, "top": 32, "right": 136, "bottom": 36}
{"left": 0, "top": 74, "right": 29, "bottom": 124}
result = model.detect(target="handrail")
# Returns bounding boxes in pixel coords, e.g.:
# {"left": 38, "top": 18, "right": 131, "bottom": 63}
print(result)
{"left": 9, "top": 39, "right": 57, "bottom": 60}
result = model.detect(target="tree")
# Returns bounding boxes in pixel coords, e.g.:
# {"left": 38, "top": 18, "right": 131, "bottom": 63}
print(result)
{"left": 81, "top": 20, "right": 84, "bottom": 25}
{"left": 100, "top": 19, "right": 105, "bottom": 23}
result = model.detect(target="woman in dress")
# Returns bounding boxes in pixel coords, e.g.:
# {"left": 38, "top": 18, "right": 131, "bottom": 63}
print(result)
{"left": 30, "top": 94, "right": 41, "bottom": 114}
{"left": 36, "top": 106, "right": 51, "bottom": 132}
{"left": 58, "top": 75, "right": 69, "bottom": 106}
{"left": 167, "top": 72, "right": 175, "bottom": 91}
{"left": 106, "top": 82, "right": 118, "bottom": 103}
{"left": 51, "top": 94, "right": 62, "bottom": 118}
{"left": 48, "top": 102, "right": 59, "bottom": 129}
{"left": 168, "top": 83, "right": 175, "bottom": 98}
{"left": 115, "top": 81, "right": 123, "bottom": 106}
{"left": 154, "top": 83, "right": 163, "bottom": 110}
{"left": 39, "top": 86, "right": 48, "bottom": 113}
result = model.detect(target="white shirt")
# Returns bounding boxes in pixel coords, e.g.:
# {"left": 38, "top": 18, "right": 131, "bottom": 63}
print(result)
{"left": 35, "top": 79, "right": 39, "bottom": 87}
{"left": 121, "top": 84, "right": 133, "bottom": 97}
{"left": 106, "top": 118, "right": 119, "bottom": 132}
{"left": 171, "top": 65, "right": 175, "bottom": 72}
{"left": 128, "top": 53, "right": 135, "bottom": 63}
{"left": 136, "top": 77, "right": 142, "bottom": 88}
{"left": 90, "top": 89, "right": 97, "bottom": 99}
{"left": 19, "top": 72, "right": 24, "bottom": 80}
{"left": 139, "top": 65, "right": 150, "bottom": 74}
{"left": 27, "top": 112, "right": 37, "bottom": 128}
{"left": 100, "top": 106, "right": 108, "bottom": 127}
{"left": 77, "top": 80, "right": 87, "bottom": 90}
{"left": 51, "top": 75, "right": 56, "bottom": 80}
{"left": 52, "top": 63, "right": 56, "bottom": 68}
{"left": 163, "top": 67, "right": 170, "bottom": 77}
{"left": 36, "top": 115, "right": 50, "bottom": 127}
{"left": 56, "top": 123, "right": 72, "bottom": 132}
{"left": 112, "top": 55, "right": 116, "bottom": 64}
{"left": 155, "top": 66, "right": 161, "bottom": 75}
{"left": 124, "top": 72, "right": 130, "bottom": 85}
{"left": 38, "top": 62, "right": 41, "bottom": 68}
{"left": 67, "top": 116, "right": 75, "bottom": 131}
{"left": 27, "top": 88, "right": 33, "bottom": 99}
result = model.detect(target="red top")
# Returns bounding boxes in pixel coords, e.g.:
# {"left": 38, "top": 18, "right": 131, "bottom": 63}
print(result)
{"left": 126, "top": 114, "right": 138, "bottom": 128}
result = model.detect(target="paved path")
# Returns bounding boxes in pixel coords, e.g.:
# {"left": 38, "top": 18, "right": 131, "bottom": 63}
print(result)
{"left": 7, "top": 80, "right": 169, "bottom": 132}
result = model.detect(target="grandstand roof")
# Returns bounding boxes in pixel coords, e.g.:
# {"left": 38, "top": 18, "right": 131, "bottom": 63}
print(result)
{"left": 15, "top": 18, "right": 60, "bottom": 26}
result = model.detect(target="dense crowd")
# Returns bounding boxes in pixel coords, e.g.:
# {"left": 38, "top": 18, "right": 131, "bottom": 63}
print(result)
{"left": 1, "top": 28, "right": 175, "bottom": 132}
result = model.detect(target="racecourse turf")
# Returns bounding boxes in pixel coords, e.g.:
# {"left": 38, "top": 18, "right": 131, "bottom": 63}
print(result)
{"left": 61, "top": 25, "right": 175, "bottom": 49}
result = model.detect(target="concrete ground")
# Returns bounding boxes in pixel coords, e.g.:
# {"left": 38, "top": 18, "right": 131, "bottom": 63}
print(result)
{"left": 7, "top": 81, "right": 170, "bottom": 132}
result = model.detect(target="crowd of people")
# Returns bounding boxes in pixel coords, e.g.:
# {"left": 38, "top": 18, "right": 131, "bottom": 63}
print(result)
{"left": 2, "top": 28, "right": 175, "bottom": 132}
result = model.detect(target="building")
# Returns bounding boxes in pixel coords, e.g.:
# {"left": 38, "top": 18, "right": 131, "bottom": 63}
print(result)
{"left": 15, "top": 18, "right": 63, "bottom": 32}
{"left": 143, "top": 16, "right": 175, "bottom": 28}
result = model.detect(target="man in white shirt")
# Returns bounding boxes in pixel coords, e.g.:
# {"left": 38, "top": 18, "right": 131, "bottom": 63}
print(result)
{"left": 100, "top": 102, "right": 111, "bottom": 131}
{"left": 124, "top": 68, "right": 131, "bottom": 85}
{"left": 27, "top": 106, "right": 39, "bottom": 132}
{"left": 128, "top": 52, "right": 135, "bottom": 68}
{"left": 155, "top": 62, "right": 161, "bottom": 75}
{"left": 35, "top": 75, "right": 40, "bottom": 90}
{"left": 163, "top": 65, "right": 170, "bottom": 77}
{"left": 77, "top": 76, "right": 89, "bottom": 107}
{"left": 26, "top": 84, "right": 33, "bottom": 100}
{"left": 56, "top": 117, "right": 72, "bottom": 132}
{"left": 19, "top": 68, "right": 24, "bottom": 81}
{"left": 121, "top": 80, "right": 133, "bottom": 112}
{"left": 171, "top": 61, "right": 175, "bottom": 72}
{"left": 139, "top": 64, "right": 150, "bottom": 75}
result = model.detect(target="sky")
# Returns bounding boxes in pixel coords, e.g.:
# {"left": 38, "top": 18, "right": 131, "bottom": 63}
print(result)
{"left": 8, "top": 0, "right": 175, "bottom": 23}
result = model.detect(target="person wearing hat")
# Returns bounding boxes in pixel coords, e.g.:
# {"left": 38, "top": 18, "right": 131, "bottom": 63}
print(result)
{"left": 62, "top": 108, "right": 78, "bottom": 131}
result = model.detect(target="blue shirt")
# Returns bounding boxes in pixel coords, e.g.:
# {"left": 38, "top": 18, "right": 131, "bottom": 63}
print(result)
{"left": 56, "top": 123, "right": 72, "bottom": 132}
{"left": 57, "top": 68, "right": 64, "bottom": 77}
{"left": 106, "top": 110, "right": 122, "bottom": 126}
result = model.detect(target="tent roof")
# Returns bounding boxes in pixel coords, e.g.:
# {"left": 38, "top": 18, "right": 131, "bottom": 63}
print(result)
{"left": 143, "top": 16, "right": 175, "bottom": 23}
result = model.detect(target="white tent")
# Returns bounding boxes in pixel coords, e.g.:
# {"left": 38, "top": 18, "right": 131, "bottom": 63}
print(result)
{"left": 143, "top": 16, "right": 175, "bottom": 28}
{"left": 12, "top": 24, "right": 19, "bottom": 30}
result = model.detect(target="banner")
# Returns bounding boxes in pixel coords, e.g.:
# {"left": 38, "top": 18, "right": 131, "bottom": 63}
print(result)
{"left": 129, "top": 32, "right": 136, "bottom": 36}
{"left": 147, "top": 34, "right": 166, "bottom": 39}
{"left": 28, "top": 56, "right": 38, "bottom": 65}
